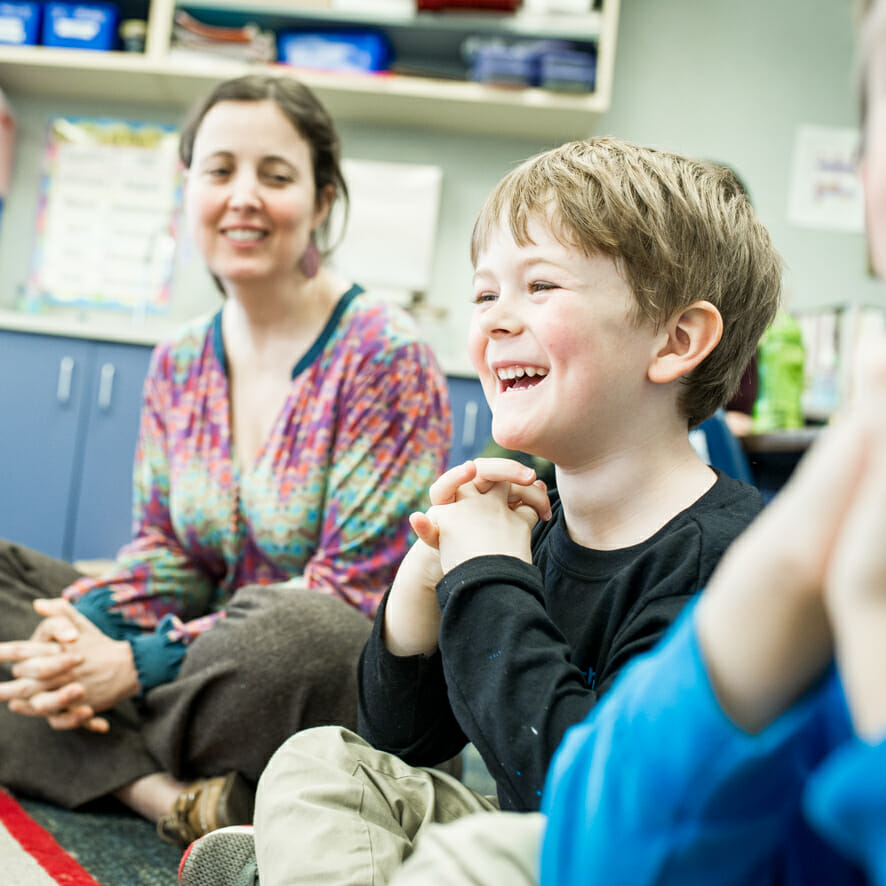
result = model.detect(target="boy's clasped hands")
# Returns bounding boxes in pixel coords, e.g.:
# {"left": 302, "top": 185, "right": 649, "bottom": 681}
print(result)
{"left": 383, "top": 457, "right": 552, "bottom": 658}
{"left": 0, "top": 598, "right": 139, "bottom": 733}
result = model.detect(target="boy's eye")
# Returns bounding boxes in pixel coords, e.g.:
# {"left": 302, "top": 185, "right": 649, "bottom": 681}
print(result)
{"left": 473, "top": 292, "right": 498, "bottom": 304}
{"left": 530, "top": 281, "right": 557, "bottom": 293}
{"left": 206, "top": 167, "right": 231, "bottom": 179}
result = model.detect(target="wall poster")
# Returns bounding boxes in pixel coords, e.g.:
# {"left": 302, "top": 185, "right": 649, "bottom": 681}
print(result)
{"left": 28, "top": 116, "right": 180, "bottom": 315}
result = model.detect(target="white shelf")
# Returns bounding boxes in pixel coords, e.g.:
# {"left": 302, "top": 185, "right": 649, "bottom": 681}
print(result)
{"left": 0, "top": 44, "right": 608, "bottom": 138}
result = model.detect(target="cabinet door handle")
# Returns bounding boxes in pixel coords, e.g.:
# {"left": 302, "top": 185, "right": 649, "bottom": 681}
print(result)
{"left": 462, "top": 400, "right": 479, "bottom": 449}
{"left": 97, "top": 362, "right": 116, "bottom": 411}
{"left": 56, "top": 356, "right": 75, "bottom": 404}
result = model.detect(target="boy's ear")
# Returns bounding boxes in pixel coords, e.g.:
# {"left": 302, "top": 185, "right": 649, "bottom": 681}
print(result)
{"left": 647, "top": 300, "right": 723, "bottom": 384}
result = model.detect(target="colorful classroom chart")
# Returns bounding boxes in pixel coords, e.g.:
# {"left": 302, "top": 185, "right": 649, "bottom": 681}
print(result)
{"left": 29, "top": 116, "right": 180, "bottom": 315}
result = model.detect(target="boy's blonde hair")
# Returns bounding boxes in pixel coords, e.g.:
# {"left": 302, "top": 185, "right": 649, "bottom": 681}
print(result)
{"left": 470, "top": 137, "right": 782, "bottom": 428}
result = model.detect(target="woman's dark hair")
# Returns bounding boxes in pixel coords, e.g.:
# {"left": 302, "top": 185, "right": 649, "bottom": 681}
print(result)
{"left": 179, "top": 74, "right": 349, "bottom": 254}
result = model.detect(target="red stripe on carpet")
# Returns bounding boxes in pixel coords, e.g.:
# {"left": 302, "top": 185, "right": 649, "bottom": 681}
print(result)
{"left": 0, "top": 789, "right": 102, "bottom": 885}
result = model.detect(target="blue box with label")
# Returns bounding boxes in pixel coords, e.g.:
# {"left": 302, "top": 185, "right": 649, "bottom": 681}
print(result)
{"left": 42, "top": 2, "right": 119, "bottom": 50}
{"left": 277, "top": 30, "right": 392, "bottom": 74}
{"left": 0, "top": 2, "right": 41, "bottom": 46}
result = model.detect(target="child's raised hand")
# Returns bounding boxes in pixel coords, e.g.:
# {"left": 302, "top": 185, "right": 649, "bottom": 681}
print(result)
{"left": 694, "top": 346, "right": 886, "bottom": 734}
{"left": 431, "top": 457, "right": 551, "bottom": 511}
{"left": 383, "top": 535, "right": 446, "bottom": 657}
{"left": 427, "top": 479, "right": 541, "bottom": 574}
{"left": 822, "top": 346, "right": 886, "bottom": 740}
{"left": 411, "top": 458, "right": 552, "bottom": 550}
{"left": 386, "top": 458, "right": 552, "bottom": 657}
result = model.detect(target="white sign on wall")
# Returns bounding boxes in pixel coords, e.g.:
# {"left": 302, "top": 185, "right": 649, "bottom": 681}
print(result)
{"left": 329, "top": 158, "right": 443, "bottom": 306}
{"left": 787, "top": 125, "right": 865, "bottom": 232}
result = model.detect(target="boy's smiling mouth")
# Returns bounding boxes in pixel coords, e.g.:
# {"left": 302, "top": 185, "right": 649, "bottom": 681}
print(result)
{"left": 495, "top": 365, "right": 549, "bottom": 392}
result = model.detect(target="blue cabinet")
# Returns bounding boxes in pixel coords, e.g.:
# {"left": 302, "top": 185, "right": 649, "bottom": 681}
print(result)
{"left": 0, "top": 329, "right": 152, "bottom": 561}
{"left": 69, "top": 341, "right": 154, "bottom": 561}
{"left": 446, "top": 375, "right": 493, "bottom": 468}
{"left": 0, "top": 331, "right": 91, "bottom": 558}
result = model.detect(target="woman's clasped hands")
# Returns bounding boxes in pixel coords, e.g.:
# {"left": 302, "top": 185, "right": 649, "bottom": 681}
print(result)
{"left": 0, "top": 598, "right": 140, "bottom": 733}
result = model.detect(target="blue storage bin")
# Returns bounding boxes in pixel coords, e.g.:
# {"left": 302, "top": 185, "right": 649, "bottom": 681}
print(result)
{"left": 469, "top": 46, "right": 534, "bottom": 87}
{"left": 465, "top": 38, "right": 576, "bottom": 88}
{"left": 42, "top": 2, "right": 119, "bottom": 50}
{"left": 277, "top": 30, "right": 391, "bottom": 74}
{"left": 0, "top": 2, "right": 41, "bottom": 46}
{"left": 539, "top": 49, "right": 596, "bottom": 93}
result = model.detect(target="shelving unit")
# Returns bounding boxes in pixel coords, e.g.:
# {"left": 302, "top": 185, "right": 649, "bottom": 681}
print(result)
{"left": 0, "top": 0, "right": 620, "bottom": 139}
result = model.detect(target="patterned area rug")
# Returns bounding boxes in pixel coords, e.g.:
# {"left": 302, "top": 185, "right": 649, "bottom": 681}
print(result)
{"left": 0, "top": 790, "right": 181, "bottom": 886}
{"left": 0, "top": 789, "right": 101, "bottom": 884}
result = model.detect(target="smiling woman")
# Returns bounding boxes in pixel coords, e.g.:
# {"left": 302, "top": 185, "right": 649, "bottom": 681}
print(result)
{"left": 184, "top": 100, "right": 327, "bottom": 297}
{"left": 0, "top": 73, "right": 452, "bottom": 850}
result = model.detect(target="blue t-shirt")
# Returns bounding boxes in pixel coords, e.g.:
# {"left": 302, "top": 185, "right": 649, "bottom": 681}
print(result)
{"left": 541, "top": 601, "right": 885, "bottom": 885}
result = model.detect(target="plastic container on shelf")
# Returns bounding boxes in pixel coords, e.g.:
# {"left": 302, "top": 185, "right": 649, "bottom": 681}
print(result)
{"left": 465, "top": 37, "right": 578, "bottom": 88}
{"left": 539, "top": 47, "right": 596, "bottom": 92}
{"left": 42, "top": 2, "right": 120, "bottom": 50}
{"left": 0, "top": 2, "right": 41, "bottom": 46}
{"left": 468, "top": 44, "right": 535, "bottom": 87}
{"left": 277, "top": 30, "right": 392, "bottom": 73}
{"left": 119, "top": 17, "right": 147, "bottom": 52}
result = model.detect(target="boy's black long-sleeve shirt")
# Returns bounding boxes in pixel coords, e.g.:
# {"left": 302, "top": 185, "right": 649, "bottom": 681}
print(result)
{"left": 357, "top": 472, "right": 764, "bottom": 812}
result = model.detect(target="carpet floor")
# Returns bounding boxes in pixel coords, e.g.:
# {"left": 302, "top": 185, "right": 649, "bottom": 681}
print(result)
{"left": 15, "top": 796, "right": 182, "bottom": 886}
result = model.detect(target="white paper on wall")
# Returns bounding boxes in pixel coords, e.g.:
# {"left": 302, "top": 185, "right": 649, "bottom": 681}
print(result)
{"left": 787, "top": 125, "right": 865, "bottom": 232}
{"left": 329, "top": 158, "right": 443, "bottom": 305}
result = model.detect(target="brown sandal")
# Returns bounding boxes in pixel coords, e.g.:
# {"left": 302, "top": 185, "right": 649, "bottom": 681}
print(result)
{"left": 157, "top": 772, "right": 255, "bottom": 847}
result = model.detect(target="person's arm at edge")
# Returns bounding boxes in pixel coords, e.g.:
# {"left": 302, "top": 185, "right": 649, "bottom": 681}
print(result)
{"left": 806, "top": 371, "right": 886, "bottom": 882}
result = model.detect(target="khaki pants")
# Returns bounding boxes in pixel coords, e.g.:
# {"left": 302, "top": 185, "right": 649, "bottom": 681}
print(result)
{"left": 255, "top": 726, "right": 502, "bottom": 885}
{"left": 390, "top": 811, "right": 544, "bottom": 886}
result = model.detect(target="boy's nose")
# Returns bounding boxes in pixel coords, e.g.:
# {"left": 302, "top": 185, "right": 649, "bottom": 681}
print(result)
{"left": 480, "top": 293, "right": 523, "bottom": 337}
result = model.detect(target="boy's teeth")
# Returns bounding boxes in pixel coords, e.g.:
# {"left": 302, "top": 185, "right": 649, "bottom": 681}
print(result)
{"left": 227, "top": 229, "right": 263, "bottom": 241}
{"left": 496, "top": 366, "right": 548, "bottom": 381}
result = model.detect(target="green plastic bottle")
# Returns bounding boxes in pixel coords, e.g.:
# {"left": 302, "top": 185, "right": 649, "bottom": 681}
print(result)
{"left": 753, "top": 310, "right": 806, "bottom": 432}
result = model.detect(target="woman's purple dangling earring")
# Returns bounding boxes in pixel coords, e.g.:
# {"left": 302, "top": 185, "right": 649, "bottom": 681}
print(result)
{"left": 300, "top": 240, "right": 320, "bottom": 278}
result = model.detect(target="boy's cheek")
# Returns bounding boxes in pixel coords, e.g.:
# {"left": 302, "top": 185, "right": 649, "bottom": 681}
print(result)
{"left": 466, "top": 322, "right": 488, "bottom": 374}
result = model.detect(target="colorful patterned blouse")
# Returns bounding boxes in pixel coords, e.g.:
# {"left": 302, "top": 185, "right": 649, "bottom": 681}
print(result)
{"left": 64, "top": 286, "right": 452, "bottom": 690}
